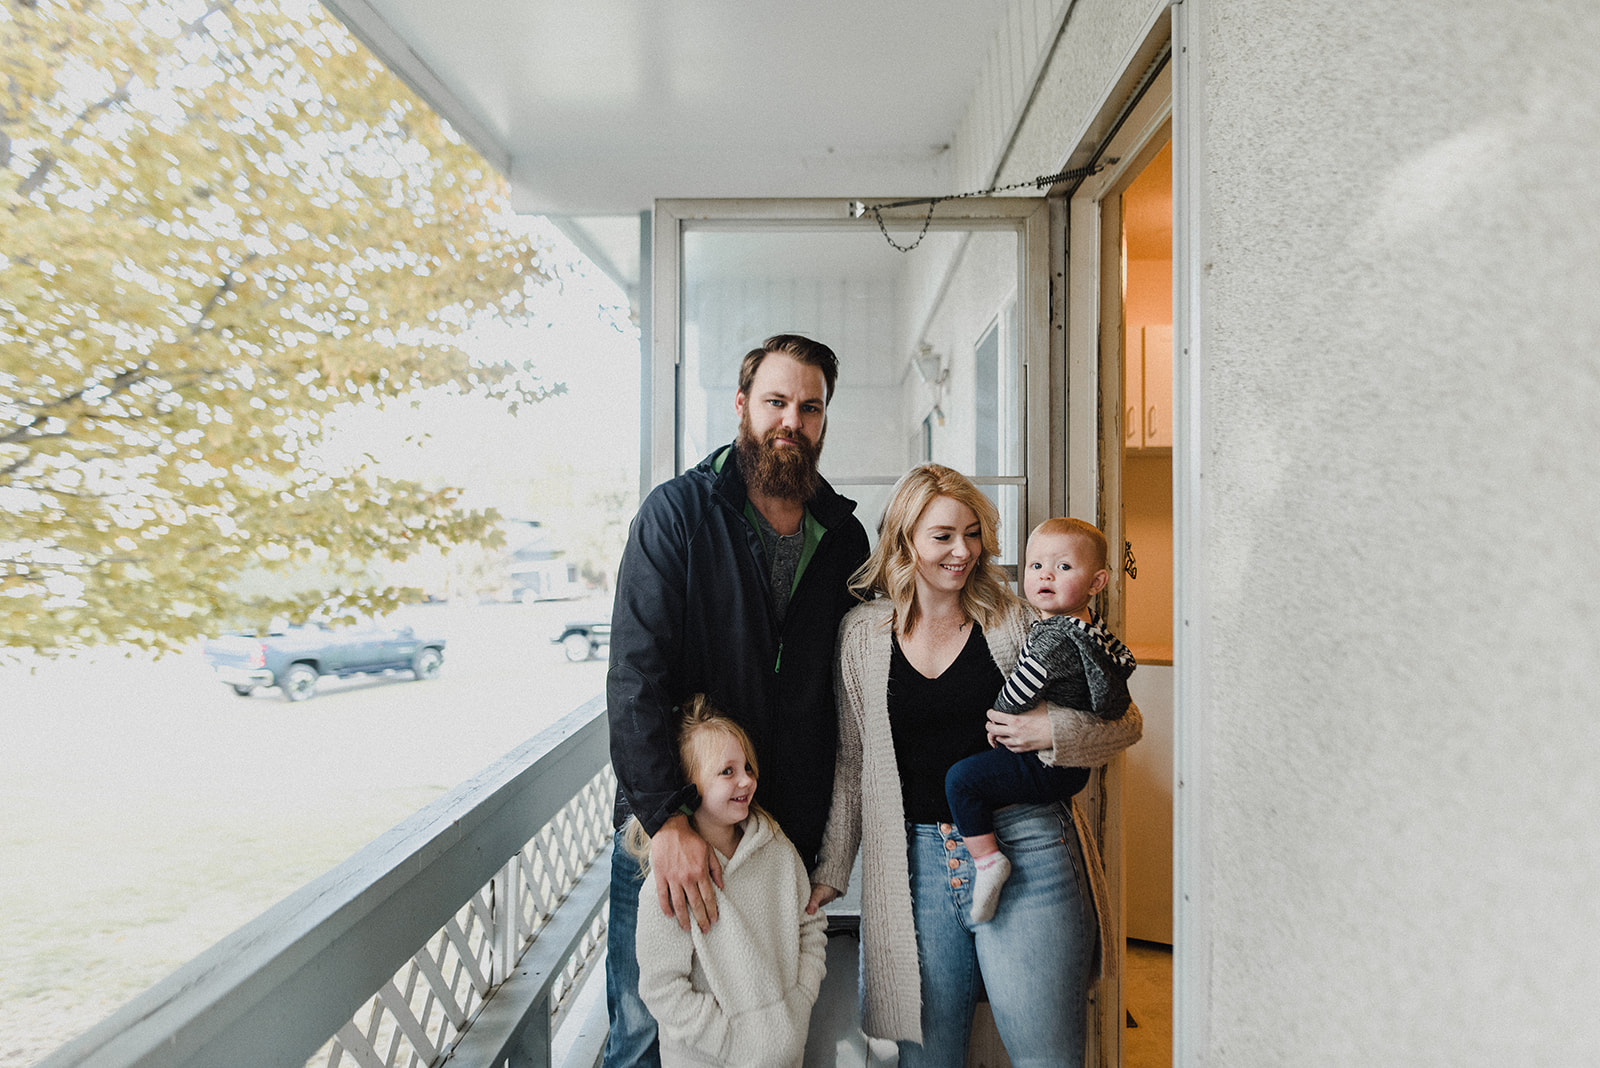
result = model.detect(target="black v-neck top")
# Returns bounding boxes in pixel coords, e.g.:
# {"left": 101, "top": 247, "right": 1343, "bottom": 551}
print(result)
{"left": 888, "top": 622, "right": 1006, "bottom": 823}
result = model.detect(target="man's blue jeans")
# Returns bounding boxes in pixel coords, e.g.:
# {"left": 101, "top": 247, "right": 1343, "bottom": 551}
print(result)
{"left": 603, "top": 830, "right": 661, "bottom": 1068}
{"left": 898, "top": 802, "right": 1096, "bottom": 1068}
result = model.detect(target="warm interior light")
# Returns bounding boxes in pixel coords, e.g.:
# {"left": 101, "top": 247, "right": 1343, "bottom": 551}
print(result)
{"left": 1121, "top": 231, "right": 1128, "bottom": 297}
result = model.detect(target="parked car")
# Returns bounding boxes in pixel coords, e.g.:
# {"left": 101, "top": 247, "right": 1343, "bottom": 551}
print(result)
{"left": 552, "top": 619, "right": 610, "bottom": 662}
{"left": 204, "top": 620, "right": 446, "bottom": 702}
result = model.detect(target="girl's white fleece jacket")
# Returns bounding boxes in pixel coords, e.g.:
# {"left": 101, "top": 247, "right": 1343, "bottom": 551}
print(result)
{"left": 635, "top": 813, "right": 828, "bottom": 1068}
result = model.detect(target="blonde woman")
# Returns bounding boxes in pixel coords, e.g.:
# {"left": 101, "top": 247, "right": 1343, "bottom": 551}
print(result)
{"left": 807, "top": 464, "right": 1141, "bottom": 1068}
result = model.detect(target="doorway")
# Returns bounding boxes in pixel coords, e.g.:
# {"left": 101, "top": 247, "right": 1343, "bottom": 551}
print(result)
{"left": 649, "top": 198, "right": 1056, "bottom": 561}
{"left": 1065, "top": 52, "right": 1174, "bottom": 1068}
{"left": 650, "top": 196, "right": 1089, "bottom": 1064}
{"left": 1117, "top": 136, "right": 1176, "bottom": 1068}
{"left": 1119, "top": 138, "right": 1175, "bottom": 951}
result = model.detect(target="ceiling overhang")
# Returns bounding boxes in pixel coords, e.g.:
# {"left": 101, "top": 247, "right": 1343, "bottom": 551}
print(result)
{"left": 321, "top": 1, "right": 1010, "bottom": 213}
{"left": 319, "top": 1, "right": 1013, "bottom": 298}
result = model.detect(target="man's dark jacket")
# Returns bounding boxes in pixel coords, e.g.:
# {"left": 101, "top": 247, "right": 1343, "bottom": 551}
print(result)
{"left": 606, "top": 445, "right": 870, "bottom": 867}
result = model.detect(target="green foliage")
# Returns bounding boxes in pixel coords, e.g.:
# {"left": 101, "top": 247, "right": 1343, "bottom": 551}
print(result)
{"left": 1, "top": 0, "right": 561, "bottom": 653}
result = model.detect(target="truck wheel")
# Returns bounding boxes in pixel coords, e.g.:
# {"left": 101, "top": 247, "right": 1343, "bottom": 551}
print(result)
{"left": 412, "top": 647, "right": 443, "bottom": 680}
{"left": 562, "top": 632, "right": 592, "bottom": 662}
{"left": 231, "top": 685, "right": 255, "bottom": 697}
{"left": 280, "top": 663, "right": 318, "bottom": 702}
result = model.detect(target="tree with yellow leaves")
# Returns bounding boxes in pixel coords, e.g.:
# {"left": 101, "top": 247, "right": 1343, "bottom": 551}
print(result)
{"left": 2, "top": 0, "right": 562, "bottom": 653}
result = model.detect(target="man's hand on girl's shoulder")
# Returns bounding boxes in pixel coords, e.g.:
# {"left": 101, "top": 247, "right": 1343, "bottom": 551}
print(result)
{"left": 651, "top": 814, "right": 724, "bottom": 932}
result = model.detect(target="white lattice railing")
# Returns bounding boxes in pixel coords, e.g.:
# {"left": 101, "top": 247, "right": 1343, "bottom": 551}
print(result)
{"left": 39, "top": 697, "right": 615, "bottom": 1068}
{"left": 308, "top": 762, "right": 615, "bottom": 1068}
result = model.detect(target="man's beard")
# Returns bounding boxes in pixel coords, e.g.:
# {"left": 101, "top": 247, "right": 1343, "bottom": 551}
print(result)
{"left": 736, "top": 413, "right": 824, "bottom": 503}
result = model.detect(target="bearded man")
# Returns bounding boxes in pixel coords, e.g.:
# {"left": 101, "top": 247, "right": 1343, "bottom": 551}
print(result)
{"left": 603, "top": 334, "right": 870, "bottom": 1068}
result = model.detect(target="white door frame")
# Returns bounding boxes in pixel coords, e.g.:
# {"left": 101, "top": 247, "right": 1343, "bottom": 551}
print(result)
{"left": 648, "top": 197, "right": 1055, "bottom": 533}
{"left": 1172, "top": 2, "right": 1211, "bottom": 1062}
{"left": 1063, "top": 4, "right": 1212, "bottom": 1060}
{"left": 1062, "top": 33, "right": 1175, "bottom": 1068}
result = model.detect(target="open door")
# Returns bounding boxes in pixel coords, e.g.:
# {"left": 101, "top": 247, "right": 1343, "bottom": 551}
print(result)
{"left": 1067, "top": 53, "right": 1175, "bottom": 1068}
{"left": 650, "top": 198, "right": 1056, "bottom": 570}
{"left": 651, "top": 197, "right": 1090, "bottom": 1063}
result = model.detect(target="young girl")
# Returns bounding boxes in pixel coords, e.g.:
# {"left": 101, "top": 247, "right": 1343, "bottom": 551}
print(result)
{"left": 630, "top": 696, "right": 828, "bottom": 1068}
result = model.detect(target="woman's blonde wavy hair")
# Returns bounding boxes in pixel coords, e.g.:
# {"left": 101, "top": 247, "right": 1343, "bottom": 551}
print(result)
{"left": 848, "top": 464, "right": 1016, "bottom": 635}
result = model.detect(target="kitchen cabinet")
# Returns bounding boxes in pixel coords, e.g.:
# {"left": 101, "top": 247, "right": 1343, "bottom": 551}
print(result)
{"left": 1124, "top": 323, "right": 1173, "bottom": 450}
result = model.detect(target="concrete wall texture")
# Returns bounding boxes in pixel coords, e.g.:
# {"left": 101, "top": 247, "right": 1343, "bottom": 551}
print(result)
{"left": 994, "top": 0, "right": 1600, "bottom": 1062}
{"left": 1193, "top": 1, "right": 1600, "bottom": 1062}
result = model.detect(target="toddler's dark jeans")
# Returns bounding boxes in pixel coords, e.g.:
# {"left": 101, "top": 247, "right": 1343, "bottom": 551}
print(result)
{"left": 944, "top": 747, "right": 1088, "bottom": 837}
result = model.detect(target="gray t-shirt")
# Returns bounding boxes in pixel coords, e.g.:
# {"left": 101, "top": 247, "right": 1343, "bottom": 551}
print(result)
{"left": 752, "top": 510, "right": 804, "bottom": 623}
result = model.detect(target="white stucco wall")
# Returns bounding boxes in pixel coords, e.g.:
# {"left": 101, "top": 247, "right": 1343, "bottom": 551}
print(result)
{"left": 919, "top": 232, "right": 1018, "bottom": 475}
{"left": 951, "top": 0, "right": 1073, "bottom": 191}
{"left": 1189, "top": 2, "right": 1600, "bottom": 1060}
{"left": 994, "top": 0, "right": 1166, "bottom": 187}
{"left": 985, "top": 0, "right": 1600, "bottom": 1062}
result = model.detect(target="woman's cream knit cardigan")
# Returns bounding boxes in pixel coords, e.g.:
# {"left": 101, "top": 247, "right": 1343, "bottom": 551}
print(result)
{"left": 810, "top": 597, "right": 1143, "bottom": 1045}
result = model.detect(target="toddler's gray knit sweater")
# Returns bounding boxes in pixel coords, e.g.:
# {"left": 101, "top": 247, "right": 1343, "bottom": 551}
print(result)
{"left": 994, "top": 612, "right": 1135, "bottom": 720}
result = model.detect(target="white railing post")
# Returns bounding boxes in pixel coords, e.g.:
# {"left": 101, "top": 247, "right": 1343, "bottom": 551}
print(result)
{"left": 506, "top": 994, "right": 552, "bottom": 1068}
{"left": 494, "top": 857, "right": 520, "bottom": 986}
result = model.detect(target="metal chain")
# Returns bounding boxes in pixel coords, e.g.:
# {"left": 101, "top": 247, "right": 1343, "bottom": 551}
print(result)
{"left": 869, "top": 201, "right": 939, "bottom": 252}
{"left": 860, "top": 159, "right": 1116, "bottom": 252}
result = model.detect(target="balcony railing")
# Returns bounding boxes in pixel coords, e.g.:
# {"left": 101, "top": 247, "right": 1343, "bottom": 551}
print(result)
{"left": 39, "top": 697, "right": 616, "bottom": 1068}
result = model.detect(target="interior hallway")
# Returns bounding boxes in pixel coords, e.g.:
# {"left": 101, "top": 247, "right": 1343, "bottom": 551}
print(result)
{"left": 1123, "top": 940, "right": 1173, "bottom": 1068}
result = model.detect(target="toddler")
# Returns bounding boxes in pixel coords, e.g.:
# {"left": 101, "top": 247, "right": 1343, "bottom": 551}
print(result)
{"left": 631, "top": 695, "right": 828, "bottom": 1068}
{"left": 945, "top": 517, "right": 1137, "bottom": 923}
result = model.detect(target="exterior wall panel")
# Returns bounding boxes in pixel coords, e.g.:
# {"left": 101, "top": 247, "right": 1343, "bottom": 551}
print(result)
{"left": 1191, "top": 1, "right": 1600, "bottom": 1061}
{"left": 994, "top": 0, "right": 1167, "bottom": 187}
{"left": 976, "top": 0, "right": 1600, "bottom": 1062}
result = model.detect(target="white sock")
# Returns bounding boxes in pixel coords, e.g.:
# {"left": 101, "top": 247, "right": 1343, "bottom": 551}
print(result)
{"left": 970, "top": 851, "right": 1011, "bottom": 924}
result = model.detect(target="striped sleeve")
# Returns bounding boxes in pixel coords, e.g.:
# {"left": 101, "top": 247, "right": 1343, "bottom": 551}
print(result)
{"left": 995, "top": 637, "right": 1052, "bottom": 711}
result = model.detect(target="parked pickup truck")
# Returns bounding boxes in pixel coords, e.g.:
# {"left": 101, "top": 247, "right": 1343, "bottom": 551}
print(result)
{"left": 552, "top": 619, "right": 610, "bottom": 662}
{"left": 204, "top": 620, "right": 446, "bottom": 702}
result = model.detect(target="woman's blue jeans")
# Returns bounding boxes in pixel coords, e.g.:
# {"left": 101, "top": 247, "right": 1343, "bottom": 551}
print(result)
{"left": 898, "top": 802, "right": 1096, "bottom": 1068}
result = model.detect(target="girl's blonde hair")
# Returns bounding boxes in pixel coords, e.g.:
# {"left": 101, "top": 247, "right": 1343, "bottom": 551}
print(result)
{"left": 848, "top": 463, "right": 1016, "bottom": 635}
{"left": 623, "top": 695, "right": 775, "bottom": 875}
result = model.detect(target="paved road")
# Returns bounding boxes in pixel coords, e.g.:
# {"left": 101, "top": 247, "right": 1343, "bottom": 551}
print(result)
{"left": 0, "top": 597, "right": 613, "bottom": 1066}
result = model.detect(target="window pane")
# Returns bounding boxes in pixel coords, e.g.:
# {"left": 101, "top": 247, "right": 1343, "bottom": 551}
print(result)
{"left": 679, "top": 223, "right": 1024, "bottom": 564}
